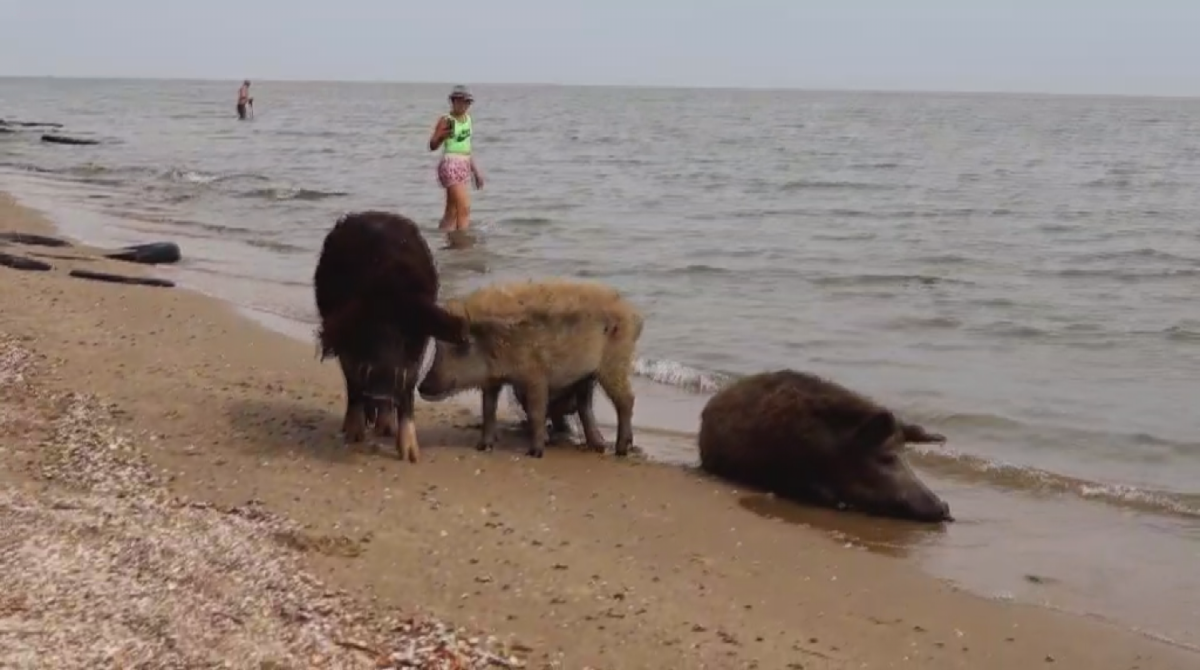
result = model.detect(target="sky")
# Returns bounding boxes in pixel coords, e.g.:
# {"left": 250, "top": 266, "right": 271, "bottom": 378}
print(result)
{"left": 1, "top": 1, "right": 1197, "bottom": 96}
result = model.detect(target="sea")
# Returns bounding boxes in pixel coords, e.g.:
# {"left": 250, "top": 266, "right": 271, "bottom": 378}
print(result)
{"left": 2, "top": 77, "right": 1198, "bottom": 647}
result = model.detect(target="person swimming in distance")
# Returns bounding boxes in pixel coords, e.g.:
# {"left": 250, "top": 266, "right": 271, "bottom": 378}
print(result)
{"left": 428, "top": 85, "right": 483, "bottom": 232}
{"left": 237, "top": 80, "right": 253, "bottom": 120}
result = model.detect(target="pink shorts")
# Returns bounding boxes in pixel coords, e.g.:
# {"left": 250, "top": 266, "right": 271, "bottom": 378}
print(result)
{"left": 437, "top": 156, "right": 472, "bottom": 188}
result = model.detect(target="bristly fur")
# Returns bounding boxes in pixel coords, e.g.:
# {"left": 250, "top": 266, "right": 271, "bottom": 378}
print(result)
{"left": 697, "top": 369, "right": 949, "bottom": 517}
{"left": 312, "top": 210, "right": 467, "bottom": 460}
{"left": 420, "top": 278, "right": 644, "bottom": 457}
{"left": 445, "top": 278, "right": 643, "bottom": 341}
{"left": 314, "top": 210, "right": 464, "bottom": 361}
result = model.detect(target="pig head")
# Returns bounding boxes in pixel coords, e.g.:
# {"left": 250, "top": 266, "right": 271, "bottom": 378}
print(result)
{"left": 417, "top": 330, "right": 489, "bottom": 400}
{"left": 825, "top": 411, "right": 952, "bottom": 523}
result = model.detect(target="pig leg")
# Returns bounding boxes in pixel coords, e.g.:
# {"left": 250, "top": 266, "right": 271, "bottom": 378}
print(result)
{"left": 520, "top": 379, "right": 550, "bottom": 459}
{"left": 338, "top": 357, "right": 367, "bottom": 444}
{"left": 477, "top": 382, "right": 503, "bottom": 452}
{"left": 548, "top": 410, "right": 573, "bottom": 441}
{"left": 597, "top": 370, "right": 635, "bottom": 457}
{"left": 574, "top": 379, "right": 607, "bottom": 452}
{"left": 549, "top": 377, "right": 589, "bottom": 441}
{"left": 515, "top": 384, "right": 571, "bottom": 440}
{"left": 395, "top": 384, "right": 419, "bottom": 463}
{"left": 374, "top": 399, "right": 399, "bottom": 437}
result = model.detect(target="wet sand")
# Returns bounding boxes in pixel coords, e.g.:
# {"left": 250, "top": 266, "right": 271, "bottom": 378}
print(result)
{"left": 2, "top": 190, "right": 1197, "bottom": 669}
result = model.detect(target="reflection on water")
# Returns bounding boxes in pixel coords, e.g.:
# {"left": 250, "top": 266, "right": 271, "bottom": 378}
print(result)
{"left": 727, "top": 472, "right": 1200, "bottom": 650}
{"left": 441, "top": 228, "right": 479, "bottom": 251}
{"left": 737, "top": 492, "right": 949, "bottom": 559}
{"left": 436, "top": 244, "right": 491, "bottom": 287}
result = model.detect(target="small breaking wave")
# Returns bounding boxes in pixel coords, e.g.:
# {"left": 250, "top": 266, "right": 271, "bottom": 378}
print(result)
{"left": 496, "top": 216, "right": 555, "bottom": 227}
{"left": 633, "top": 357, "right": 730, "bottom": 393}
{"left": 243, "top": 238, "right": 311, "bottom": 254}
{"left": 780, "top": 179, "right": 897, "bottom": 192}
{"left": 812, "top": 273, "right": 971, "bottom": 288}
{"left": 1050, "top": 267, "right": 1200, "bottom": 281}
{"left": 155, "top": 168, "right": 346, "bottom": 202}
{"left": 236, "top": 187, "right": 349, "bottom": 202}
{"left": 849, "top": 161, "right": 901, "bottom": 170}
{"left": 0, "top": 161, "right": 54, "bottom": 174}
{"left": 908, "top": 444, "right": 1200, "bottom": 520}
{"left": 164, "top": 168, "right": 234, "bottom": 185}
{"left": 1073, "top": 247, "right": 1197, "bottom": 264}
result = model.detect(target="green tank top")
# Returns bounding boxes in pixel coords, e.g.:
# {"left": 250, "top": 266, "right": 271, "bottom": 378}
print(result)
{"left": 443, "top": 114, "right": 472, "bottom": 155}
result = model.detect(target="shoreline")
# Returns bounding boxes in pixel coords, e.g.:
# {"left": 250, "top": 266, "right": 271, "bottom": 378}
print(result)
{"left": 6, "top": 166, "right": 1199, "bottom": 510}
{"left": 2, "top": 189, "right": 1198, "bottom": 668}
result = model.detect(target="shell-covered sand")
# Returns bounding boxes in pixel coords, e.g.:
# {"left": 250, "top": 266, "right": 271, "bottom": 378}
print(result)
{"left": 0, "top": 332, "right": 526, "bottom": 669}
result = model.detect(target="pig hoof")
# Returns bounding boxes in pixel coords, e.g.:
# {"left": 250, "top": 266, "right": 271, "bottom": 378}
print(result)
{"left": 344, "top": 427, "right": 366, "bottom": 444}
{"left": 615, "top": 442, "right": 632, "bottom": 457}
{"left": 476, "top": 441, "right": 495, "bottom": 452}
{"left": 526, "top": 446, "right": 545, "bottom": 459}
{"left": 398, "top": 421, "right": 419, "bottom": 463}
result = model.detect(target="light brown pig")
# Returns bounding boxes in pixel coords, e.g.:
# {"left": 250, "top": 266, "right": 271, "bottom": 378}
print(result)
{"left": 418, "top": 279, "right": 643, "bottom": 458}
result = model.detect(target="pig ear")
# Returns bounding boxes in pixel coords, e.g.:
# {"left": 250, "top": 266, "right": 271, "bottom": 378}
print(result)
{"left": 846, "top": 410, "right": 898, "bottom": 454}
{"left": 901, "top": 421, "right": 946, "bottom": 444}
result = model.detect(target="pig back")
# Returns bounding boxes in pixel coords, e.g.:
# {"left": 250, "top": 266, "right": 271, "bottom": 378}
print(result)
{"left": 314, "top": 211, "right": 438, "bottom": 317}
{"left": 314, "top": 211, "right": 441, "bottom": 359}
{"left": 698, "top": 370, "right": 866, "bottom": 486}
{"left": 455, "top": 279, "right": 642, "bottom": 384}
{"left": 699, "top": 374, "right": 800, "bottom": 483}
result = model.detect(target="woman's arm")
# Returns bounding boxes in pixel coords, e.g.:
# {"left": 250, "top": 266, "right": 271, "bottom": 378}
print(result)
{"left": 470, "top": 157, "right": 484, "bottom": 189}
{"left": 428, "top": 117, "right": 453, "bottom": 152}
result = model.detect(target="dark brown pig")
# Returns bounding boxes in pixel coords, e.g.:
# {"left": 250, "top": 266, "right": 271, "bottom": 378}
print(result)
{"left": 698, "top": 369, "right": 952, "bottom": 523}
{"left": 417, "top": 279, "right": 643, "bottom": 458}
{"left": 314, "top": 211, "right": 467, "bottom": 462}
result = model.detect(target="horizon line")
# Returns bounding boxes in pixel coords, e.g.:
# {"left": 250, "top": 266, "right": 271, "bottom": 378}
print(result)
{"left": 1, "top": 73, "right": 1197, "bottom": 102}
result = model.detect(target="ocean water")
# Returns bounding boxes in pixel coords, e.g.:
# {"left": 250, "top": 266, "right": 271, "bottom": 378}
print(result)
{"left": 2, "top": 77, "right": 1199, "bottom": 646}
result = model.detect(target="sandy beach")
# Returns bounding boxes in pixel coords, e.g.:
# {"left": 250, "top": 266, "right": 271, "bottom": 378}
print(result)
{"left": 1, "top": 191, "right": 1196, "bottom": 669}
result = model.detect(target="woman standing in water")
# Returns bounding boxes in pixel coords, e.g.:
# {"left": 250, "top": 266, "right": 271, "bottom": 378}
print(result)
{"left": 428, "top": 85, "right": 483, "bottom": 231}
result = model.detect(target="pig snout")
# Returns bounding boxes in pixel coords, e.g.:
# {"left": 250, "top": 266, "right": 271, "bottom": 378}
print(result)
{"left": 923, "top": 497, "right": 953, "bottom": 523}
{"left": 852, "top": 465, "right": 953, "bottom": 523}
{"left": 417, "top": 376, "right": 450, "bottom": 400}
{"left": 417, "top": 365, "right": 465, "bottom": 401}
{"left": 416, "top": 371, "right": 445, "bottom": 399}
{"left": 901, "top": 489, "right": 953, "bottom": 523}
{"left": 939, "top": 500, "right": 953, "bottom": 522}
{"left": 869, "top": 455, "right": 953, "bottom": 523}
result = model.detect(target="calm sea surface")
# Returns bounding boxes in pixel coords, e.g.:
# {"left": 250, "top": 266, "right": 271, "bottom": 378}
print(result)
{"left": 2, "top": 78, "right": 1198, "bottom": 645}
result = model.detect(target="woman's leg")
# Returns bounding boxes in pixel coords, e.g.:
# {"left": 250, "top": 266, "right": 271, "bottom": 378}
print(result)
{"left": 448, "top": 183, "right": 471, "bottom": 230}
{"left": 439, "top": 189, "right": 456, "bottom": 231}
{"left": 436, "top": 158, "right": 456, "bottom": 230}
{"left": 438, "top": 157, "right": 472, "bottom": 231}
